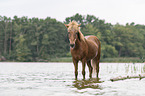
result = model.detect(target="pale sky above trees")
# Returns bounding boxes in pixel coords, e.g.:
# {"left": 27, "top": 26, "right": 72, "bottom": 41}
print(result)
{"left": 0, "top": 0, "right": 145, "bottom": 25}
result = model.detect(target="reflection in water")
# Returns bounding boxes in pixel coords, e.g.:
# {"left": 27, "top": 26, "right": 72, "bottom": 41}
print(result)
{"left": 133, "top": 65, "right": 137, "bottom": 73}
{"left": 143, "top": 65, "right": 145, "bottom": 73}
{"left": 72, "top": 78, "right": 104, "bottom": 90}
{"left": 125, "top": 64, "right": 130, "bottom": 73}
{"left": 124, "top": 63, "right": 145, "bottom": 74}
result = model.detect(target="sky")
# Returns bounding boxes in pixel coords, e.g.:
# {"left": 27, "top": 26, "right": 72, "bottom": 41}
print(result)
{"left": 0, "top": 0, "right": 145, "bottom": 25}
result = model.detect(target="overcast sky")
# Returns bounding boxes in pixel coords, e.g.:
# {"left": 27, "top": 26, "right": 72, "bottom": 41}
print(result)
{"left": 0, "top": 0, "right": 145, "bottom": 25}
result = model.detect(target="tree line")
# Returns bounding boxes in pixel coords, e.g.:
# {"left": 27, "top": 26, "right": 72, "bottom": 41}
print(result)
{"left": 0, "top": 13, "right": 145, "bottom": 62}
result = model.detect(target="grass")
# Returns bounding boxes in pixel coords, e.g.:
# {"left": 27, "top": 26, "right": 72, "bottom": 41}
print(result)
{"left": 49, "top": 57, "right": 144, "bottom": 63}
{"left": 101, "top": 57, "right": 142, "bottom": 63}
{"left": 50, "top": 57, "right": 72, "bottom": 62}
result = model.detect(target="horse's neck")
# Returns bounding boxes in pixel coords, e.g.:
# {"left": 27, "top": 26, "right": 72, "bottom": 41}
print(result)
{"left": 75, "top": 38, "right": 86, "bottom": 50}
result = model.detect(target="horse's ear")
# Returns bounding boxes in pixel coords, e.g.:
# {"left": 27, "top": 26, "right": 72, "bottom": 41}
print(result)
{"left": 77, "top": 32, "right": 81, "bottom": 41}
{"left": 64, "top": 24, "right": 69, "bottom": 28}
{"left": 78, "top": 24, "right": 81, "bottom": 27}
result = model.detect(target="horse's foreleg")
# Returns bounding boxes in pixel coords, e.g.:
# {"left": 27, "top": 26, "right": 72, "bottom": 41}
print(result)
{"left": 82, "top": 60, "right": 86, "bottom": 79}
{"left": 73, "top": 59, "right": 78, "bottom": 80}
{"left": 87, "top": 60, "right": 92, "bottom": 78}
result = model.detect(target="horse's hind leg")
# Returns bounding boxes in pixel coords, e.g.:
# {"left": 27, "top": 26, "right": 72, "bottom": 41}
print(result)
{"left": 87, "top": 60, "right": 93, "bottom": 78}
{"left": 93, "top": 57, "right": 100, "bottom": 78}
{"left": 96, "top": 59, "right": 99, "bottom": 78}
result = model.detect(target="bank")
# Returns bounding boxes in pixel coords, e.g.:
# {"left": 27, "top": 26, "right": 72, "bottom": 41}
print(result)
{"left": 49, "top": 57, "right": 144, "bottom": 63}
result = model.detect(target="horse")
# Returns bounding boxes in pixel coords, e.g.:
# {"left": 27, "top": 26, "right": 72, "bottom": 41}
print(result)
{"left": 64, "top": 21, "right": 101, "bottom": 80}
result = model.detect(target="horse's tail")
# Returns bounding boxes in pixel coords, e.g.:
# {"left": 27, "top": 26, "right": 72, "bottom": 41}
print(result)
{"left": 91, "top": 59, "right": 97, "bottom": 75}
{"left": 91, "top": 38, "right": 101, "bottom": 77}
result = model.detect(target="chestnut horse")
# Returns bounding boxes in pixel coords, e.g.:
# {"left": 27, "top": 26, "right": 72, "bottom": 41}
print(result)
{"left": 64, "top": 21, "right": 101, "bottom": 80}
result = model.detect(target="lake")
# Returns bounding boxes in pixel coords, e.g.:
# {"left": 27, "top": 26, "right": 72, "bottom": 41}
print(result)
{"left": 0, "top": 62, "right": 145, "bottom": 96}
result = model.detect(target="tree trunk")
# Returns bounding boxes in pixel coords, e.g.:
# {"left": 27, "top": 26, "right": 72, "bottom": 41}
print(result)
{"left": 9, "top": 22, "right": 12, "bottom": 55}
{"left": 3, "top": 22, "right": 9, "bottom": 55}
{"left": 37, "top": 36, "right": 39, "bottom": 56}
{"left": 119, "top": 47, "right": 122, "bottom": 57}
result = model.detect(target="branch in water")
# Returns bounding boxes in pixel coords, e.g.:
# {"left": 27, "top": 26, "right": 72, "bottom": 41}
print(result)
{"left": 110, "top": 74, "right": 145, "bottom": 82}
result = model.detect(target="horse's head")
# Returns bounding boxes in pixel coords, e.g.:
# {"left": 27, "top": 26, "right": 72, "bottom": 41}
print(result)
{"left": 64, "top": 21, "right": 81, "bottom": 48}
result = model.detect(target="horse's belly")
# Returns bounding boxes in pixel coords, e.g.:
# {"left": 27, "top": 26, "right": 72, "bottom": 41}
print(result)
{"left": 86, "top": 41, "right": 98, "bottom": 60}
{"left": 86, "top": 50, "right": 98, "bottom": 60}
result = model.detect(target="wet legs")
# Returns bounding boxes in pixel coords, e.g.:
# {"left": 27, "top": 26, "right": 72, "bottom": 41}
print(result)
{"left": 87, "top": 60, "right": 93, "bottom": 78}
{"left": 82, "top": 60, "right": 86, "bottom": 79}
{"left": 73, "top": 59, "right": 78, "bottom": 80}
{"left": 96, "top": 60, "right": 99, "bottom": 78}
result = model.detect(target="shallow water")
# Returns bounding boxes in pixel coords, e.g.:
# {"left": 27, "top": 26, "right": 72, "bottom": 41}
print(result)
{"left": 0, "top": 62, "right": 145, "bottom": 96}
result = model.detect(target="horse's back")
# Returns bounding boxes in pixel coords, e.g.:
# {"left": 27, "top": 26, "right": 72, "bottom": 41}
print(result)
{"left": 85, "top": 35, "right": 100, "bottom": 47}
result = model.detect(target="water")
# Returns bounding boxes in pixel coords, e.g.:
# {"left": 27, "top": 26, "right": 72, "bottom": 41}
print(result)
{"left": 0, "top": 62, "right": 145, "bottom": 96}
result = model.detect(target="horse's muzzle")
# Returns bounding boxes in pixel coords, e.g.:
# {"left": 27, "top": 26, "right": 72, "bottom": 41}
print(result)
{"left": 70, "top": 44, "right": 75, "bottom": 48}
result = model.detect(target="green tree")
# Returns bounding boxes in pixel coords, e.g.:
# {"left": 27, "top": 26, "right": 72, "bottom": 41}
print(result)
{"left": 15, "top": 35, "right": 31, "bottom": 61}
{"left": 101, "top": 43, "right": 118, "bottom": 58}
{"left": 82, "top": 23, "right": 99, "bottom": 36}
{"left": 0, "top": 14, "right": 145, "bottom": 62}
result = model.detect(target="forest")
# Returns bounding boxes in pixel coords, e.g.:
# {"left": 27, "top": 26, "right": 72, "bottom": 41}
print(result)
{"left": 0, "top": 13, "right": 145, "bottom": 62}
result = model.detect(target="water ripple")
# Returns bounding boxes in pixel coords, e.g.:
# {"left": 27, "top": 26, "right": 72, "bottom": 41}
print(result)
{"left": 0, "top": 63, "right": 145, "bottom": 96}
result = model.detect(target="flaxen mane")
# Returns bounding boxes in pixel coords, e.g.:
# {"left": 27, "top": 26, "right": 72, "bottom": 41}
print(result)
{"left": 68, "top": 21, "right": 85, "bottom": 42}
